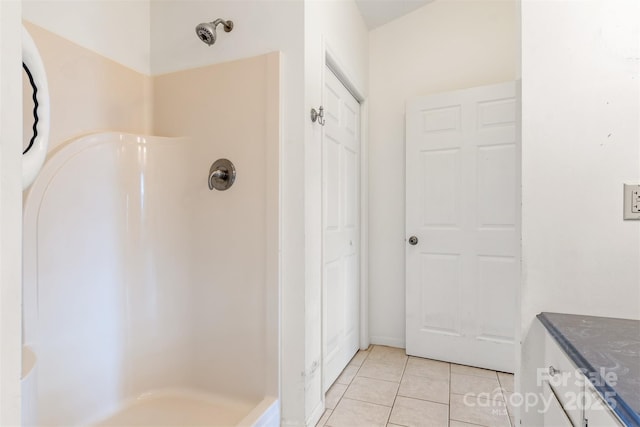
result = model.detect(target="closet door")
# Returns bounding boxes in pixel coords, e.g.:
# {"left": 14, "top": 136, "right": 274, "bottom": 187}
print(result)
{"left": 322, "top": 66, "right": 361, "bottom": 390}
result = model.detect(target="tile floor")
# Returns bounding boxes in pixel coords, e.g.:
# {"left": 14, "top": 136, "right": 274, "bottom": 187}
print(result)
{"left": 317, "top": 345, "right": 516, "bottom": 427}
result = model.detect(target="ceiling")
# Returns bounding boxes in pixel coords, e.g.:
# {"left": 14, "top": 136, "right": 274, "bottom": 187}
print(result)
{"left": 355, "top": 0, "right": 434, "bottom": 30}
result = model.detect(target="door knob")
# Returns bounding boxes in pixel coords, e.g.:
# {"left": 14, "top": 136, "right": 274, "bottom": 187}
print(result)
{"left": 408, "top": 236, "right": 418, "bottom": 245}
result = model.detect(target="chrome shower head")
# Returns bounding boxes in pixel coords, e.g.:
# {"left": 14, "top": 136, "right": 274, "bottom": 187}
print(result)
{"left": 195, "top": 19, "right": 233, "bottom": 46}
{"left": 195, "top": 22, "right": 216, "bottom": 45}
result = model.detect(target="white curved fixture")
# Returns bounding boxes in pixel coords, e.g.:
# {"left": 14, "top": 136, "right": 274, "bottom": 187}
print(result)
{"left": 22, "top": 133, "right": 279, "bottom": 426}
{"left": 22, "top": 26, "right": 50, "bottom": 189}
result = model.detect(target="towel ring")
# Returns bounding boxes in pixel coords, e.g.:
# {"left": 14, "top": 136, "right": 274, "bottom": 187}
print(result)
{"left": 22, "top": 26, "right": 50, "bottom": 189}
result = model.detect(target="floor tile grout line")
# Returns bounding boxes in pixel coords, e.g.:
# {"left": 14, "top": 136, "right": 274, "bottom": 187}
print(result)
{"left": 352, "top": 374, "right": 403, "bottom": 385}
{"left": 394, "top": 394, "right": 449, "bottom": 407}
{"left": 449, "top": 391, "right": 506, "bottom": 402}
{"left": 356, "top": 374, "right": 403, "bottom": 383}
{"left": 326, "top": 346, "right": 514, "bottom": 427}
{"left": 335, "top": 395, "right": 394, "bottom": 409}
{"left": 324, "top": 347, "right": 371, "bottom": 426}
{"left": 500, "top": 384, "right": 515, "bottom": 427}
{"left": 394, "top": 388, "right": 450, "bottom": 406}
{"left": 449, "top": 366, "right": 506, "bottom": 427}
{"left": 451, "top": 371, "right": 504, "bottom": 380}
{"left": 450, "top": 367, "right": 503, "bottom": 380}
{"left": 384, "top": 349, "right": 409, "bottom": 427}
{"left": 335, "top": 348, "right": 368, "bottom": 413}
{"left": 448, "top": 361, "right": 452, "bottom": 427}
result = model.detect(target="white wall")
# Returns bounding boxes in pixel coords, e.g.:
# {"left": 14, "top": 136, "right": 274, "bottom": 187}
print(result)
{"left": 0, "top": 0, "right": 24, "bottom": 424}
{"left": 303, "top": 1, "right": 369, "bottom": 425}
{"left": 520, "top": 1, "right": 640, "bottom": 423}
{"left": 150, "top": 1, "right": 301, "bottom": 76}
{"left": 521, "top": 0, "right": 640, "bottom": 327}
{"left": 368, "top": 0, "right": 517, "bottom": 347}
{"left": 22, "top": 0, "right": 150, "bottom": 74}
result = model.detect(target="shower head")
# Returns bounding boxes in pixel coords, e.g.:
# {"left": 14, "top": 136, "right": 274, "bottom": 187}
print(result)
{"left": 195, "top": 19, "right": 233, "bottom": 46}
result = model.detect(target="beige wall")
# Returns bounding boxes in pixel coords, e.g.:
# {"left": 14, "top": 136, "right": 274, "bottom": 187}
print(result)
{"left": 153, "top": 52, "right": 280, "bottom": 401}
{"left": 22, "top": 19, "right": 280, "bottom": 404}
{"left": 368, "top": 0, "right": 517, "bottom": 347}
{"left": 24, "top": 22, "right": 152, "bottom": 152}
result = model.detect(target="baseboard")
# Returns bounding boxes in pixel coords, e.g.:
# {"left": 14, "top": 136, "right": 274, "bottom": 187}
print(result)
{"left": 306, "top": 400, "right": 325, "bottom": 427}
{"left": 370, "top": 335, "right": 405, "bottom": 349}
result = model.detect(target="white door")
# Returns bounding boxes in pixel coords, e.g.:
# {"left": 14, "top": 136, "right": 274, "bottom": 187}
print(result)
{"left": 322, "top": 66, "right": 360, "bottom": 390}
{"left": 405, "top": 82, "right": 518, "bottom": 373}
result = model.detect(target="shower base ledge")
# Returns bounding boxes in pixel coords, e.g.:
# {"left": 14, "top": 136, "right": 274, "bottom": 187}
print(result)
{"left": 90, "top": 389, "right": 276, "bottom": 427}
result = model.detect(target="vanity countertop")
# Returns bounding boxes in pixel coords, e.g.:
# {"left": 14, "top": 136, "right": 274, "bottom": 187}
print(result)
{"left": 538, "top": 312, "right": 640, "bottom": 427}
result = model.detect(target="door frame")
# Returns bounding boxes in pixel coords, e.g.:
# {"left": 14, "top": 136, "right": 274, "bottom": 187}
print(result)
{"left": 320, "top": 42, "right": 369, "bottom": 396}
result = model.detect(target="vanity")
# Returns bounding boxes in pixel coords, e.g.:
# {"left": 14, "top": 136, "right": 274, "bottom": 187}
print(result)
{"left": 537, "top": 313, "right": 640, "bottom": 427}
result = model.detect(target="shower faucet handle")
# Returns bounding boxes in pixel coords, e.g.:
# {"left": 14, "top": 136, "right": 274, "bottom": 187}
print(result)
{"left": 210, "top": 170, "right": 228, "bottom": 181}
{"left": 208, "top": 159, "right": 236, "bottom": 191}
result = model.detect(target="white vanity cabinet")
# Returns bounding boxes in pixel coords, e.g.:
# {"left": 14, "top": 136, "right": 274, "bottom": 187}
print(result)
{"left": 536, "top": 313, "right": 640, "bottom": 427}
{"left": 544, "top": 333, "right": 585, "bottom": 426}
{"left": 542, "top": 380, "right": 573, "bottom": 426}
{"left": 583, "top": 380, "right": 624, "bottom": 427}
{"left": 541, "top": 326, "right": 625, "bottom": 426}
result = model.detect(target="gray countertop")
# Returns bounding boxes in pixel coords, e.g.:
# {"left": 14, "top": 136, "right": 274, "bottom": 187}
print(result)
{"left": 538, "top": 312, "right": 640, "bottom": 427}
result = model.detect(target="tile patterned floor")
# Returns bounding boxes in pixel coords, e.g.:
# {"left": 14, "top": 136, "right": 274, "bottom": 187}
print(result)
{"left": 317, "top": 345, "right": 515, "bottom": 427}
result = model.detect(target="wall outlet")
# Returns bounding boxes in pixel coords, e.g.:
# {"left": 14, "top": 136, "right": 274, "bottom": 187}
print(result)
{"left": 623, "top": 184, "right": 640, "bottom": 220}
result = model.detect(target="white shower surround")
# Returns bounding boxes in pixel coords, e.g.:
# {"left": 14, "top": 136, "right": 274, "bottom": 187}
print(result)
{"left": 22, "top": 132, "right": 278, "bottom": 426}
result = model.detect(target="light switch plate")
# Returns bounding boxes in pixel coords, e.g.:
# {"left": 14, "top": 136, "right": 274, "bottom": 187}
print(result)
{"left": 623, "top": 184, "right": 640, "bottom": 220}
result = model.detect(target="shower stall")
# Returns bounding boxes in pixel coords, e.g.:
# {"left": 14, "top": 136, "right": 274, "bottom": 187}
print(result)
{"left": 21, "top": 23, "right": 280, "bottom": 424}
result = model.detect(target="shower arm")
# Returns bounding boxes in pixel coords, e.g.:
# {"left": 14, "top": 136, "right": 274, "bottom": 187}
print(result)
{"left": 212, "top": 19, "right": 233, "bottom": 32}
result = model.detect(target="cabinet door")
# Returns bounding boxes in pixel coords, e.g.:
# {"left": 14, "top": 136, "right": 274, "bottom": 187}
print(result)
{"left": 584, "top": 382, "right": 623, "bottom": 427}
{"left": 545, "top": 334, "right": 585, "bottom": 426}
{"left": 543, "top": 381, "right": 574, "bottom": 426}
